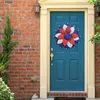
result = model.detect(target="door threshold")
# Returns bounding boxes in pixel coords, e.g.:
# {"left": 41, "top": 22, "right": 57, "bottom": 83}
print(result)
{"left": 48, "top": 91, "right": 87, "bottom": 97}
{"left": 50, "top": 91, "right": 86, "bottom": 93}
{"left": 55, "top": 97, "right": 86, "bottom": 100}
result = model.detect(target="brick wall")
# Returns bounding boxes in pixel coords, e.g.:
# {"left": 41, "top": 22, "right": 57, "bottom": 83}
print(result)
{"left": 0, "top": 0, "right": 40, "bottom": 100}
{"left": 95, "top": 13, "right": 100, "bottom": 98}
{"left": 1, "top": 0, "right": 100, "bottom": 99}
{"left": 95, "top": 44, "right": 100, "bottom": 97}
{"left": 95, "top": 28, "right": 100, "bottom": 97}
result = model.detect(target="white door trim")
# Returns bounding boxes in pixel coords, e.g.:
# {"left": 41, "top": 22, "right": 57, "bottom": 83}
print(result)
{"left": 39, "top": 1, "right": 95, "bottom": 98}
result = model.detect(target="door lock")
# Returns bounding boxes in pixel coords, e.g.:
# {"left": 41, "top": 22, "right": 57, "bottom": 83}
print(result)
{"left": 50, "top": 53, "right": 54, "bottom": 61}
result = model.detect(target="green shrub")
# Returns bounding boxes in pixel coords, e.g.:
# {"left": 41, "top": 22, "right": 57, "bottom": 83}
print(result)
{"left": 89, "top": 17, "right": 100, "bottom": 43}
{"left": 88, "top": 1, "right": 100, "bottom": 43}
{"left": 88, "top": 0, "right": 100, "bottom": 5}
{"left": 0, "top": 78, "right": 15, "bottom": 100}
{"left": 0, "top": 12, "right": 18, "bottom": 84}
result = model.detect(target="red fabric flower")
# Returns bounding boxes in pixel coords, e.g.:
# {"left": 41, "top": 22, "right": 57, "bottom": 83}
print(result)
{"left": 55, "top": 24, "right": 80, "bottom": 48}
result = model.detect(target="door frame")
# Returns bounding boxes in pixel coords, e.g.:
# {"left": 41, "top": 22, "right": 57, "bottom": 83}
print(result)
{"left": 39, "top": 1, "right": 95, "bottom": 98}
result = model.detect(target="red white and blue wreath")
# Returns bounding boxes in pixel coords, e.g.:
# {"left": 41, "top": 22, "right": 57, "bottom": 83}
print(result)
{"left": 55, "top": 24, "right": 80, "bottom": 49}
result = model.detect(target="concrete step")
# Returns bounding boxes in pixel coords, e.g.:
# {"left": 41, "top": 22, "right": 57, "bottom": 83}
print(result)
{"left": 32, "top": 98, "right": 100, "bottom": 100}
{"left": 32, "top": 98, "right": 54, "bottom": 100}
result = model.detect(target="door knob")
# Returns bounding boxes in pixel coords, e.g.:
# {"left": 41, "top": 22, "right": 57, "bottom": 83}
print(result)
{"left": 50, "top": 53, "right": 54, "bottom": 61}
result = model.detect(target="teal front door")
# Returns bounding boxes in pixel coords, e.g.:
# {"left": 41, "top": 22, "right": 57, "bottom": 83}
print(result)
{"left": 50, "top": 12, "right": 84, "bottom": 91}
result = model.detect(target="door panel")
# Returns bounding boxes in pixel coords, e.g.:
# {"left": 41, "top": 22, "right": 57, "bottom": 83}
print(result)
{"left": 50, "top": 12, "right": 84, "bottom": 91}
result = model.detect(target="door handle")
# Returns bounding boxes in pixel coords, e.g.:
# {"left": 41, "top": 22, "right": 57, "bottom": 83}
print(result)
{"left": 50, "top": 53, "right": 54, "bottom": 61}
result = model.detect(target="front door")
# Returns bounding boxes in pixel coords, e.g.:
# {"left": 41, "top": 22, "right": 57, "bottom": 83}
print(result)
{"left": 50, "top": 12, "right": 84, "bottom": 91}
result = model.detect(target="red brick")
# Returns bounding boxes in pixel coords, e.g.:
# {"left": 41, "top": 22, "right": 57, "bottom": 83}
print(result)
{"left": 0, "top": 0, "right": 40, "bottom": 100}
{"left": 95, "top": 11, "right": 100, "bottom": 97}
{"left": 0, "top": 0, "right": 100, "bottom": 99}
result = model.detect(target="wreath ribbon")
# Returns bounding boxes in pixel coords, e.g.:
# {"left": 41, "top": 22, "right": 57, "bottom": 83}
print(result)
{"left": 55, "top": 24, "right": 80, "bottom": 48}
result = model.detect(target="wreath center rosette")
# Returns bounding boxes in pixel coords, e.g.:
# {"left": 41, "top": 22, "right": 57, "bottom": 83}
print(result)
{"left": 55, "top": 24, "right": 80, "bottom": 48}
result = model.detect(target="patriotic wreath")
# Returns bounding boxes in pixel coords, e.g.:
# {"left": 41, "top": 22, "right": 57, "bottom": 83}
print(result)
{"left": 55, "top": 24, "right": 80, "bottom": 49}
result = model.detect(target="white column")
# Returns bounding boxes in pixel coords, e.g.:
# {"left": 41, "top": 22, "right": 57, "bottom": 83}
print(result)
{"left": 40, "top": 7, "right": 48, "bottom": 98}
{"left": 87, "top": 7, "right": 95, "bottom": 98}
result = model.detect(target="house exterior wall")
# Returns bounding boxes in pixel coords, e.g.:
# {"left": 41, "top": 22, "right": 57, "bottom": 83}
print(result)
{"left": 96, "top": 44, "right": 100, "bottom": 97}
{"left": 0, "top": 0, "right": 100, "bottom": 99}
{"left": 0, "top": 0, "right": 40, "bottom": 100}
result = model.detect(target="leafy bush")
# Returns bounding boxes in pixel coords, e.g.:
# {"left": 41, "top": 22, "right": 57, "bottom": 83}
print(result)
{"left": 88, "top": 1, "right": 100, "bottom": 43}
{"left": 90, "top": 17, "right": 100, "bottom": 43}
{"left": 88, "top": 0, "right": 100, "bottom": 5}
{"left": 0, "top": 78, "right": 15, "bottom": 100}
